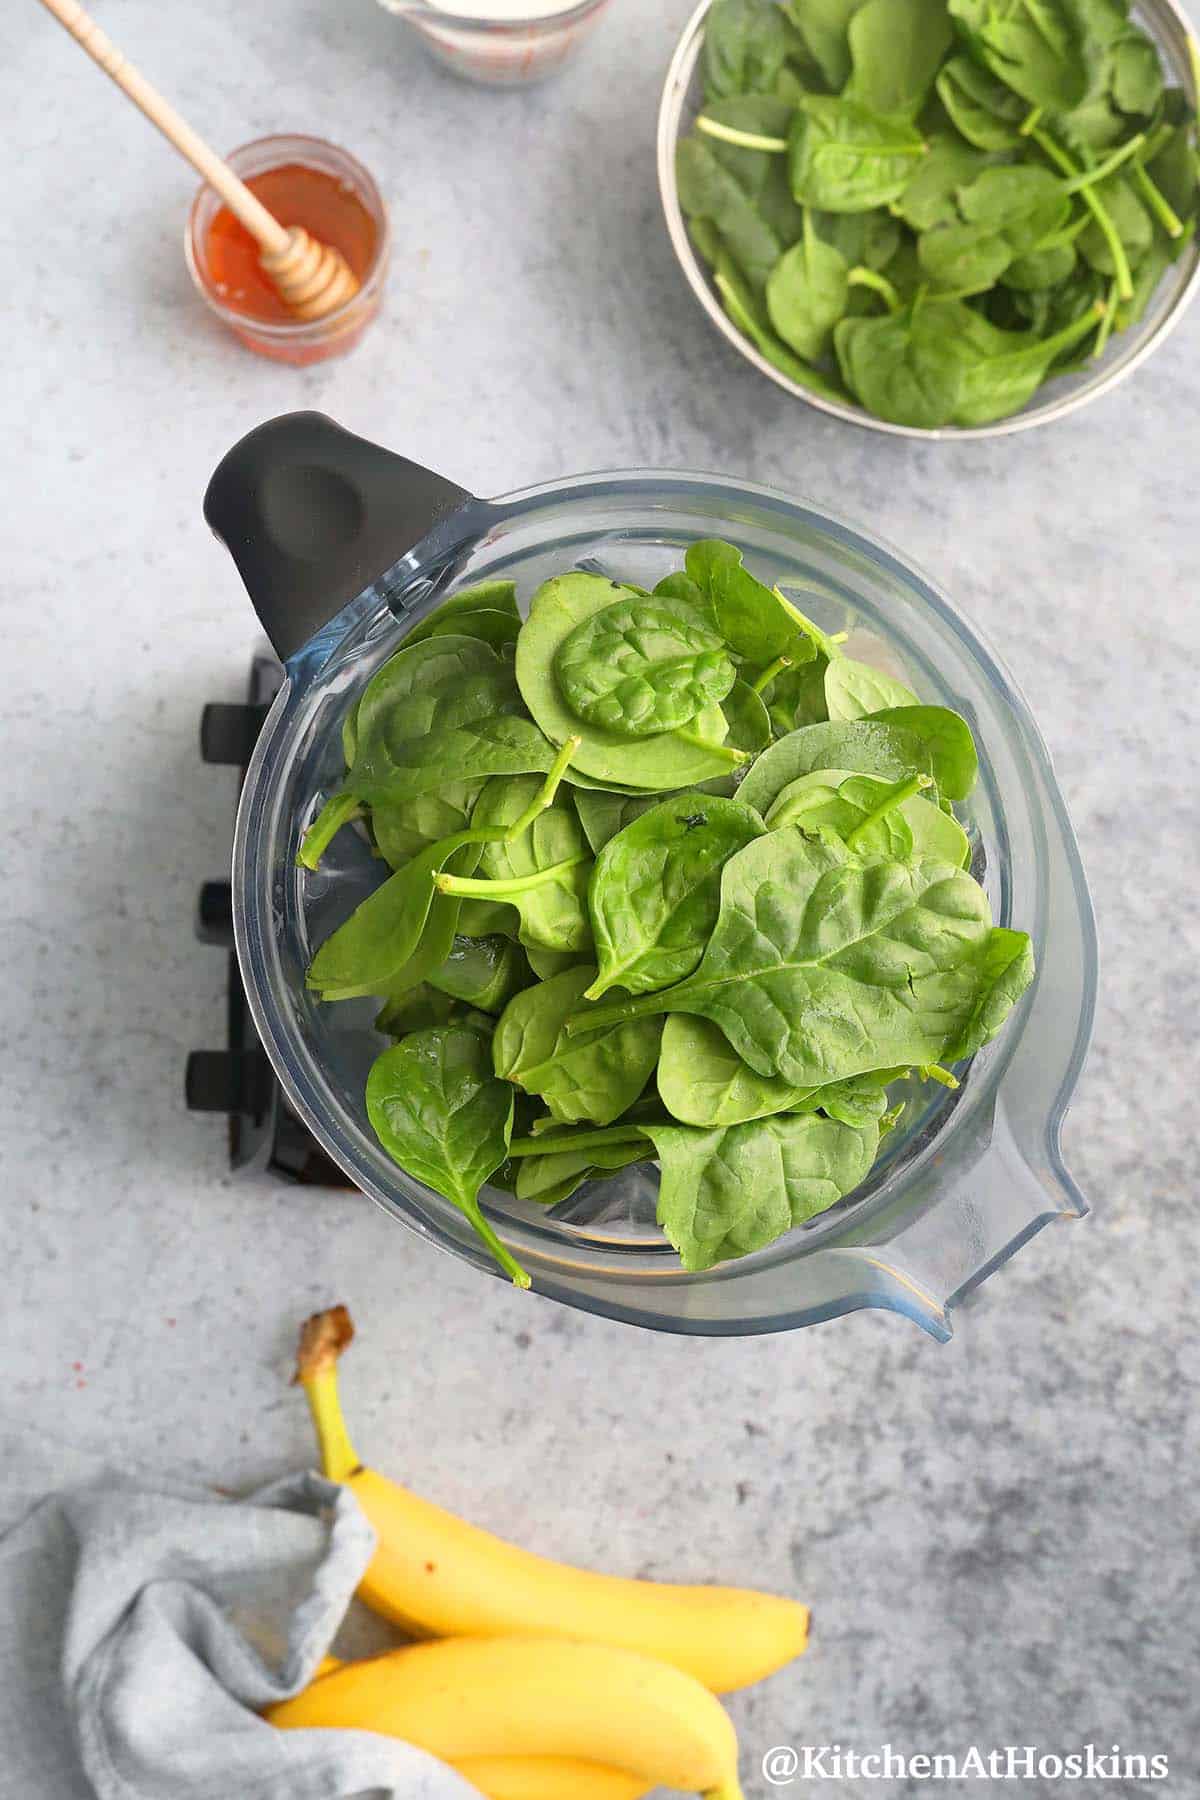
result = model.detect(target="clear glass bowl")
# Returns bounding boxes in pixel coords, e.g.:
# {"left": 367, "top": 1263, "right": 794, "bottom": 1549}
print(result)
{"left": 658, "top": 0, "right": 1200, "bottom": 439}
{"left": 375, "top": 0, "right": 612, "bottom": 87}
{"left": 226, "top": 457, "right": 1096, "bottom": 1337}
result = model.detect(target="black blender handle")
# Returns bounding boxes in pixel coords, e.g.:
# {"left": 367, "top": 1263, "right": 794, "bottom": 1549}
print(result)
{"left": 204, "top": 413, "right": 474, "bottom": 662}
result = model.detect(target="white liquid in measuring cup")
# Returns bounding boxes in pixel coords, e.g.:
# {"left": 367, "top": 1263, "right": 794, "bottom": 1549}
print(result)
{"left": 425, "top": 0, "right": 579, "bottom": 16}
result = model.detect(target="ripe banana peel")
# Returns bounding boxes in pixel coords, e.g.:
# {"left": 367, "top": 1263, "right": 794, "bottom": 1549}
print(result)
{"left": 301, "top": 1658, "right": 648, "bottom": 1799}
{"left": 293, "top": 1307, "right": 809, "bottom": 1694}
{"left": 266, "top": 1637, "right": 742, "bottom": 1799}
{"left": 454, "top": 1758, "right": 647, "bottom": 1800}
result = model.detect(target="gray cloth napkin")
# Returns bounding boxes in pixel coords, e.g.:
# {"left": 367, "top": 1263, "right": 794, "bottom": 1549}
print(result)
{"left": 0, "top": 1422, "right": 477, "bottom": 1800}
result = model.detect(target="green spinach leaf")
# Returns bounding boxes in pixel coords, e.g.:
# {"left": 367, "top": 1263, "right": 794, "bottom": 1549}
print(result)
{"left": 580, "top": 831, "right": 1022, "bottom": 1091}
{"left": 705, "top": 0, "right": 789, "bottom": 99}
{"left": 789, "top": 96, "right": 928, "bottom": 212}
{"left": 516, "top": 572, "right": 742, "bottom": 790}
{"left": 587, "top": 795, "right": 766, "bottom": 999}
{"left": 645, "top": 1111, "right": 881, "bottom": 1270}
{"left": 493, "top": 966, "right": 663, "bottom": 1126}
{"left": 366, "top": 1025, "right": 525, "bottom": 1287}
{"left": 554, "top": 596, "right": 737, "bottom": 738}
{"left": 846, "top": 0, "right": 953, "bottom": 118}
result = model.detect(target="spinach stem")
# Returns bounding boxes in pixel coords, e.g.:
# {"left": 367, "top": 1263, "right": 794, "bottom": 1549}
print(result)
{"left": 506, "top": 1126, "right": 650, "bottom": 1159}
{"left": 463, "top": 1194, "right": 531, "bottom": 1288}
{"left": 919, "top": 1063, "right": 961, "bottom": 1090}
{"left": 675, "top": 728, "right": 748, "bottom": 765}
{"left": 297, "top": 793, "right": 363, "bottom": 871}
{"left": 814, "top": 140, "right": 927, "bottom": 161}
{"left": 1188, "top": 35, "right": 1200, "bottom": 133}
{"left": 1037, "top": 211, "right": 1091, "bottom": 251}
{"left": 844, "top": 773, "right": 931, "bottom": 848}
{"left": 847, "top": 266, "right": 902, "bottom": 313}
{"left": 695, "top": 115, "right": 788, "bottom": 153}
{"left": 772, "top": 587, "right": 842, "bottom": 658}
{"left": 1092, "top": 277, "right": 1119, "bottom": 359}
{"left": 1019, "top": 105, "right": 1043, "bottom": 137}
{"left": 750, "top": 654, "right": 793, "bottom": 695}
{"left": 501, "top": 736, "right": 580, "bottom": 840}
{"left": 1030, "top": 128, "right": 1133, "bottom": 300}
{"left": 1059, "top": 133, "right": 1144, "bottom": 195}
{"left": 565, "top": 995, "right": 663, "bottom": 1034}
{"left": 435, "top": 854, "right": 589, "bottom": 899}
{"left": 1130, "top": 163, "right": 1184, "bottom": 238}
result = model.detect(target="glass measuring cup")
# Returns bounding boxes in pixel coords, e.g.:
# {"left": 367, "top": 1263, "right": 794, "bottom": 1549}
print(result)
{"left": 375, "top": 0, "right": 613, "bottom": 86}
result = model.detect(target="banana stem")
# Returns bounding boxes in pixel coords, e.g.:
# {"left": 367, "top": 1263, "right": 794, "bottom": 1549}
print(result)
{"left": 292, "top": 1308, "right": 362, "bottom": 1482}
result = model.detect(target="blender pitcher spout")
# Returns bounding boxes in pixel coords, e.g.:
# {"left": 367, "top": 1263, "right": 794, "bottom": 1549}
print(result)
{"left": 204, "top": 412, "right": 474, "bottom": 664}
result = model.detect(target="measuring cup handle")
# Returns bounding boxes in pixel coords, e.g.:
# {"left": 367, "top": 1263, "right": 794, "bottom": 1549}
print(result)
{"left": 204, "top": 412, "right": 473, "bottom": 663}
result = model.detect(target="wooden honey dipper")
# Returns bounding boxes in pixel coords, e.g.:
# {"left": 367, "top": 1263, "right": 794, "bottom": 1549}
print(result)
{"left": 37, "top": 0, "right": 359, "bottom": 322}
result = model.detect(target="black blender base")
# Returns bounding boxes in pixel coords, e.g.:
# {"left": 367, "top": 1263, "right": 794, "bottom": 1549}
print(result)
{"left": 186, "top": 653, "right": 352, "bottom": 1187}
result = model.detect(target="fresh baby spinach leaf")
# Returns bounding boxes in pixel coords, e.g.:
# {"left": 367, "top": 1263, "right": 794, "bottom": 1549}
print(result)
{"left": 677, "top": 139, "right": 784, "bottom": 292}
{"left": 366, "top": 1025, "right": 526, "bottom": 1287}
{"left": 768, "top": 767, "right": 970, "bottom": 864}
{"left": 787, "top": 0, "right": 868, "bottom": 92}
{"left": 554, "top": 597, "right": 737, "bottom": 739}
{"left": 586, "top": 795, "right": 767, "bottom": 1000}
{"left": 427, "top": 934, "right": 531, "bottom": 1014}
{"left": 374, "top": 982, "right": 460, "bottom": 1040}
{"left": 578, "top": 831, "right": 1015, "bottom": 1091}
{"left": 645, "top": 1111, "right": 881, "bottom": 1271}
{"left": 948, "top": 0, "right": 1100, "bottom": 114}
{"left": 789, "top": 97, "right": 928, "bottom": 213}
{"left": 516, "top": 572, "right": 743, "bottom": 790}
{"left": 307, "top": 835, "right": 484, "bottom": 1001}
{"left": 399, "top": 579, "right": 520, "bottom": 647}
{"left": 448, "top": 774, "right": 595, "bottom": 954}
{"left": 867, "top": 705, "right": 978, "bottom": 799}
{"left": 307, "top": 541, "right": 1033, "bottom": 1277}
{"left": 658, "top": 1014, "right": 815, "bottom": 1126}
{"left": 371, "top": 783, "right": 485, "bottom": 870}
{"left": 350, "top": 714, "right": 558, "bottom": 806}
{"left": 766, "top": 211, "right": 851, "bottom": 359}
{"left": 493, "top": 966, "right": 663, "bottom": 1126}
{"left": 835, "top": 302, "right": 968, "bottom": 426}
{"left": 738, "top": 717, "right": 935, "bottom": 815}
{"left": 935, "top": 55, "right": 1027, "bottom": 149}
{"left": 846, "top": 0, "right": 953, "bottom": 118}
{"left": 515, "top": 1137, "right": 650, "bottom": 1208}
{"left": 824, "top": 654, "right": 920, "bottom": 718}
{"left": 705, "top": 0, "right": 790, "bottom": 99}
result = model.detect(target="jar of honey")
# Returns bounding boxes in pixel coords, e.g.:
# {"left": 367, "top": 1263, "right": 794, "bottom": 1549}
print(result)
{"left": 186, "top": 136, "right": 389, "bottom": 364}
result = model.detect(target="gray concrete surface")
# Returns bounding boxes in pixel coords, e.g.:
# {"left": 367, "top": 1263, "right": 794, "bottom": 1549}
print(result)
{"left": 3, "top": 1, "right": 1197, "bottom": 1794}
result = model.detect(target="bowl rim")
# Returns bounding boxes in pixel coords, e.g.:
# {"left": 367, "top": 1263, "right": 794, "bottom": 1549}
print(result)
{"left": 657, "top": 0, "right": 1200, "bottom": 440}
{"left": 230, "top": 465, "right": 1098, "bottom": 1336}
{"left": 376, "top": 0, "right": 609, "bottom": 33}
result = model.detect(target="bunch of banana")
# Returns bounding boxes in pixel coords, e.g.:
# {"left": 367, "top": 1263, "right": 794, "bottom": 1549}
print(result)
{"left": 272, "top": 1307, "right": 811, "bottom": 1800}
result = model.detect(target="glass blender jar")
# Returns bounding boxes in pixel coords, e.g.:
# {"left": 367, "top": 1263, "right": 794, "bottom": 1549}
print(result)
{"left": 205, "top": 413, "right": 1096, "bottom": 1339}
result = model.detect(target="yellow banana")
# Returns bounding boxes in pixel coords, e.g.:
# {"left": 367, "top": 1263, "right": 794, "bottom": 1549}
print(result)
{"left": 300, "top": 1656, "right": 651, "bottom": 1800}
{"left": 302, "top": 1659, "right": 647, "bottom": 1799}
{"left": 293, "top": 1308, "right": 808, "bottom": 1693}
{"left": 266, "top": 1636, "right": 742, "bottom": 1799}
{"left": 453, "top": 1757, "right": 647, "bottom": 1800}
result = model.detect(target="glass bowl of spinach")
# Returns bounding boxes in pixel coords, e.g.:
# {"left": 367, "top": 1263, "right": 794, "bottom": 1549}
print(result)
{"left": 214, "top": 415, "right": 1096, "bottom": 1338}
{"left": 658, "top": 0, "right": 1200, "bottom": 436}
